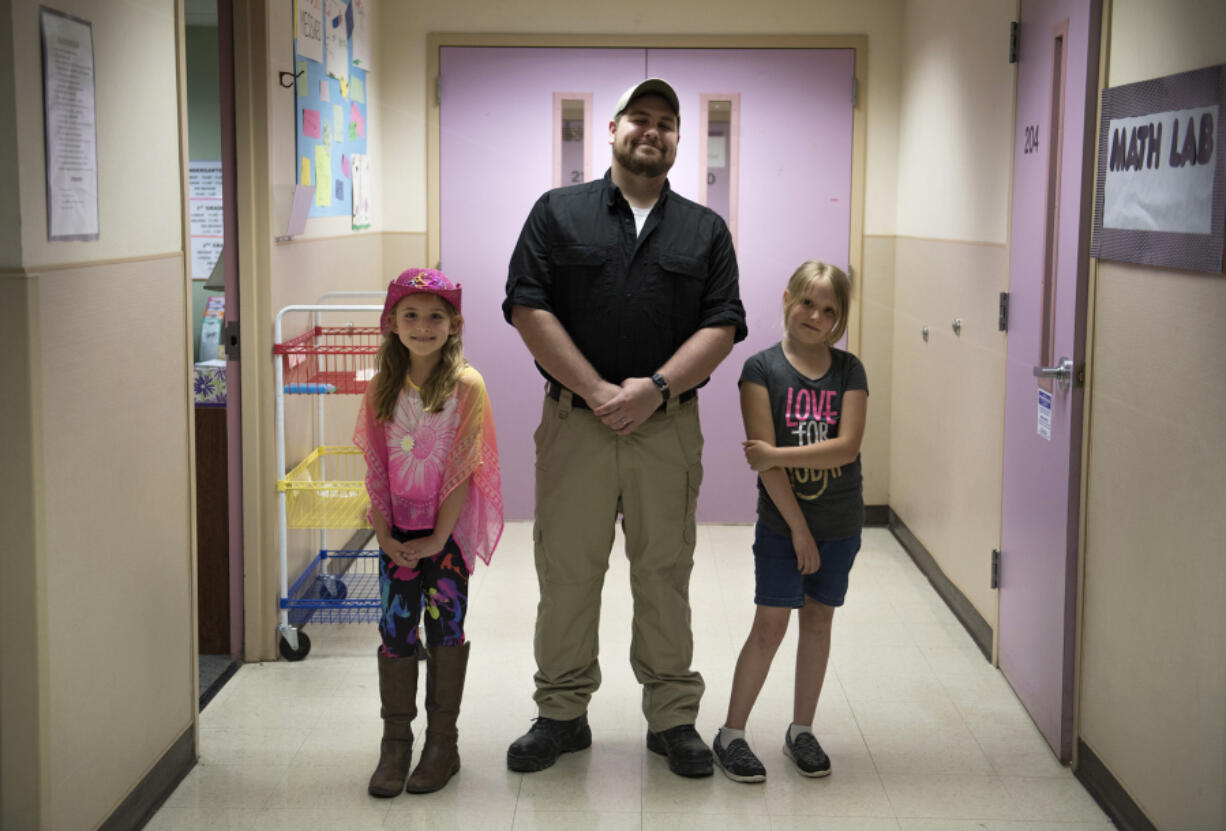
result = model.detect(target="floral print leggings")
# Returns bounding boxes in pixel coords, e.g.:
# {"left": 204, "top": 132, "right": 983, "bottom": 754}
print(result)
{"left": 378, "top": 527, "right": 470, "bottom": 658}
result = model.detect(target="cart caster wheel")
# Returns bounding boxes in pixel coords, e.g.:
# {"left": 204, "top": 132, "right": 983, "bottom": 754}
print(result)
{"left": 318, "top": 580, "right": 348, "bottom": 601}
{"left": 279, "top": 631, "right": 311, "bottom": 661}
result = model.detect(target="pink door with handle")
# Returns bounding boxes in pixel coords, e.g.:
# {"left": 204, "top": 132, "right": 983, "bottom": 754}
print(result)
{"left": 999, "top": 0, "right": 1100, "bottom": 761}
{"left": 439, "top": 46, "right": 855, "bottom": 521}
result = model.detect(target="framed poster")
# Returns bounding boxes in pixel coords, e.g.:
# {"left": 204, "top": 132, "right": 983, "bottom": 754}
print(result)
{"left": 40, "top": 7, "right": 100, "bottom": 241}
{"left": 1092, "top": 64, "right": 1225, "bottom": 273}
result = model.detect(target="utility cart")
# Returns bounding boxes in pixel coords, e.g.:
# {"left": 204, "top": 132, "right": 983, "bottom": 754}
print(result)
{"left": 273, "top": 297, "right": 383, "bottom": 660}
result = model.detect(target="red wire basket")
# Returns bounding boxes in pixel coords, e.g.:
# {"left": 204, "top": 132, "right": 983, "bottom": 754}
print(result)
{"left": 274, "top": 325, "right": 382, "bottom": 395}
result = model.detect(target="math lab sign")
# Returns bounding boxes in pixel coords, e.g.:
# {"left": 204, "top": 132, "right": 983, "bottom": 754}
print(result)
{"left": 1092, "top": 64, "right": 1226, "bottom": 273}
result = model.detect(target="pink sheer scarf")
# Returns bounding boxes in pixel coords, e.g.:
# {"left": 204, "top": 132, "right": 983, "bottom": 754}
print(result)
{"left": 354, "top": 366, "right": 503, "bottom": 569}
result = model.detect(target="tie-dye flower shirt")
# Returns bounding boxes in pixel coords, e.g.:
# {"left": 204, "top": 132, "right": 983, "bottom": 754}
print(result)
{"left": 354, "top": 366, "right": 503, "bottom": 569}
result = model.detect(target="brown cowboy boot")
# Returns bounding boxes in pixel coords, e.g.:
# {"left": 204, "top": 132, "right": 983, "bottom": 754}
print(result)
{"left": 368, "top": 650, "right": 418, "bottom": 797}
{"left": 405, "top": 641, "right": 470, "bottom": 793}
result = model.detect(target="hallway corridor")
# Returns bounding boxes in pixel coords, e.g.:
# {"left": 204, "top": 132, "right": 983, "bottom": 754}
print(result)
{"left": 149, "top": 524, "right": 1113, "bottom": 829}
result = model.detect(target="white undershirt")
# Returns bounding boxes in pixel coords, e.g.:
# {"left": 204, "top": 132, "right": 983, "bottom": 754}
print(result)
{"left": 630, "top": 204, "right": 652, "bottom": 236}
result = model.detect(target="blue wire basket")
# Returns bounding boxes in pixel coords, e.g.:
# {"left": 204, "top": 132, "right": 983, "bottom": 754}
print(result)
{"left": 282, "top": 549, "right": 382, "bottom": 626}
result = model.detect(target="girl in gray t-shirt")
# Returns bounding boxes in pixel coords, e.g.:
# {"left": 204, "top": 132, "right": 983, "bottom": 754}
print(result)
{"left": 712, "top": 261, "right": 869, "bottom": 784}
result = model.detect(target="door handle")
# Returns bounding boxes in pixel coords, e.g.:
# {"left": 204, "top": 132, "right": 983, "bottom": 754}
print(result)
{"left": 1033, "top": 357, "right": 1074, "bottom": 390}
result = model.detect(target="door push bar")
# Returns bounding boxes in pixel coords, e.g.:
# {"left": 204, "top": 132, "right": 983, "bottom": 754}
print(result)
{"left": 1033, "top": 357, "right": 1074, "bottom": 390}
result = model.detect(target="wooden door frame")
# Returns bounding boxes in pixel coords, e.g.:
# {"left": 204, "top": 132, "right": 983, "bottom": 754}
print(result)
{"left": 426, "top": 33, "right": 869, "bottom": 355}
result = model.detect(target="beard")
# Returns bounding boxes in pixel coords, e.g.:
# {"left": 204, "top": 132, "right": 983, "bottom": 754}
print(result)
{"left": 613, "top": 140, "right": 674, "bottom": 178}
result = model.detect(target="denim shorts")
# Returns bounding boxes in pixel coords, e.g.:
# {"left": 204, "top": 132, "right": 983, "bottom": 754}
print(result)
{"left": 752, "top": 521, "right": 861, "bottom": 608}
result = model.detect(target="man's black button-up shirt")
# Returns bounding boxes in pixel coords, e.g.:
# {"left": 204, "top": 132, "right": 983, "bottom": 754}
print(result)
{"left": 504, "top": 170, "right": 748, "bottom": 387}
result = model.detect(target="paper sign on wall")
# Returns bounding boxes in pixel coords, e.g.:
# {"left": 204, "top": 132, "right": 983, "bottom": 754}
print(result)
{"left": 189, "top": 161, "right": 224, "bottom": 279}
{"left": 1092, "top": 64, "right": 1226, "bottom": 273}
{"left": 40, "top": 8, "right": 99, "bottom": 241}
{"left": 324, "top": 0, "right": 348, "bottom": 83}
{"left": 295, "top": 0, "right": 323, "bottom": 63}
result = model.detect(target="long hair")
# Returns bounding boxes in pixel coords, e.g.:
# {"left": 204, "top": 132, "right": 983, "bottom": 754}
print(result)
{"left": 371, "top": 298, "right": 467, "bottom": 421}
{"left": 783, "top": 260, "right": 852, "bottom": 345}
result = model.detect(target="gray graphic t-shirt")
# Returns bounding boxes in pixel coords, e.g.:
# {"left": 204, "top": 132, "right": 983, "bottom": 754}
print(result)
{"left": 739, "top": 342, "right": 868, "bottom": 540}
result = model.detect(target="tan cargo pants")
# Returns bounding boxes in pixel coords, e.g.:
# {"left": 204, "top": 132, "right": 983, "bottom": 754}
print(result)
{"left": 531, "top": 389, "right": 706, "bottom": 732}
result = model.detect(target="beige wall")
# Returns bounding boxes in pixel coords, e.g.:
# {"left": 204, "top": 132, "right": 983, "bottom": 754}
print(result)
{"left": 39, "top": 257, "right": 194, "bottom": 830}
{"left": 861, "top": 235, "right": 896, "bottom": 505}
{"left": 13, "top": 1, "right": 182, "bottom": 267}
{"left": 0, "top": 276, "right": 50, "bottom": 831}
{"left": 0, "top": 4, "right": 20, "bottom": 270}
{"left": 890, "top": 238, "right": 1009, "bottom": 622}
{"left": 1, "top": 1, "right": 195, "bottom": 829}
{"left": 1077, "top": 1, "right": 1226, "bottom": 828}
{"left": 895, "top": 0, "right": 1016, "bottom": 243}
{"left": 889, "top": 0, "right": 1016, "bottom": 626}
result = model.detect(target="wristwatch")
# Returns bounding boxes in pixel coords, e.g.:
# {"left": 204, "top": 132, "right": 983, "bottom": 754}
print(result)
{"left": 651, "top": 372, "right": 670, "bottom": 402}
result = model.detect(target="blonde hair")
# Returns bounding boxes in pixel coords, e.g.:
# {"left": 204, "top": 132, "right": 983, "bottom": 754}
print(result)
{"left": 783, "top": 260, "right": 852, "bottom": 345}
{"left": 372, "top": 296, "right": 467, "bottom": 420}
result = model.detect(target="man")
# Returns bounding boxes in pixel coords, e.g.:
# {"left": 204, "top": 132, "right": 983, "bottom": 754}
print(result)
{"left": 503, "top": 78, "right": 747, "bottom": 778}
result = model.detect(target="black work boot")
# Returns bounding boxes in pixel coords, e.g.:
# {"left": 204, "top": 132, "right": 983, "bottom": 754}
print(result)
{"left": 646, "top": 724, "right": 714, "bottom": 777}
{"left": 506, "top": 713, "right": 592, "bottom": 772}
{"left": 368, "top": 651, "right": 418, "bottom": 797}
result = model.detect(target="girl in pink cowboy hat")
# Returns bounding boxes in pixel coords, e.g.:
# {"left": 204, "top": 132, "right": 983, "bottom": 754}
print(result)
{"left": 354, "top": 268, "right": 503, "bottom": 796}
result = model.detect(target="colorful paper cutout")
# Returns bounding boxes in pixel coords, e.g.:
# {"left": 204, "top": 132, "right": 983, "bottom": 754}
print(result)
{"left": 302, "top": 108, "right": 321, "bottom": 139}
{"left": 314, "top": 145, "right": 331, "bottom": 206}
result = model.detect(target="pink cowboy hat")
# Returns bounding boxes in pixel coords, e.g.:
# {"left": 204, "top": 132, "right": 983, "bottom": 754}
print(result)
{"left": 380, "top": 268, "right": 463, "bottom": 333}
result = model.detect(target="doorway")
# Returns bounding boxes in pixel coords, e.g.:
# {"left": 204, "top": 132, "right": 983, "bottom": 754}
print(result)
{"left": 431, "top": 39, "right": 865, "bottom": 522}
{"left": 185, "top": 0, "right": 244, "bottom": 706}
{"left": 998, "top": 0, "right": 1101, "bottom": 761}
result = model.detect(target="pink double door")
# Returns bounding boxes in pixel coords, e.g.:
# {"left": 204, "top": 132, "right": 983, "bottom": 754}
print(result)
{"left": 439, "top": 46, "right": 855, "bottom": 522}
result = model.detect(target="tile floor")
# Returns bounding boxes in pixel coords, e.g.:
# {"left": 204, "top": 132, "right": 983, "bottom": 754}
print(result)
{"left": 150, "top": 523, "right": 1114, "bottom": 830}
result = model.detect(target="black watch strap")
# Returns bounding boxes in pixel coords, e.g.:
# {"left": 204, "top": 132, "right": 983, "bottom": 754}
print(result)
{"left": 651, "top": 372, "right": 670, "bottom": 401}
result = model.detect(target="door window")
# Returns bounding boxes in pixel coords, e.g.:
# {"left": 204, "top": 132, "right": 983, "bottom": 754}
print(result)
{"left": 554, "top": 93, "right": 593, "bottom": 187}
{"left": 698, "top": 94, "right": 740, "bottom": 246}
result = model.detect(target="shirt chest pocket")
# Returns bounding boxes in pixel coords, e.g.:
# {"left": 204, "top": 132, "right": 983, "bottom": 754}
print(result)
{"left": 551, "top": 244, "right": 612, "bottom": 319}
{"left": 658, "top": 252, "right": 706, "bottom": 333}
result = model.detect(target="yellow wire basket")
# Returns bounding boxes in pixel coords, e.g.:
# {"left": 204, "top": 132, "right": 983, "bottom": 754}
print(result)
{"left": 277, "top": 446, "right": 371, "bottom": 529}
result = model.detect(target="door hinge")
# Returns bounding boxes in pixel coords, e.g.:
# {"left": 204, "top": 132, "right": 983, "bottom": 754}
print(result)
{"left": 998, "top": 292, "right": 1010, "bottom": 332}
{"left": 435, "top": 74, "right": 441, "bottom": 106}
{"left": 851, "top": 76, "right": 858, "bottom": 108}
{"left": 223, "top": 320, "right": 241, "bottom": 360}
{"left": 991, "top": 549, "right": 1001, "bottom": 589}
{"left": 1009, "top": 21, "right": 1019, "bottom": 63}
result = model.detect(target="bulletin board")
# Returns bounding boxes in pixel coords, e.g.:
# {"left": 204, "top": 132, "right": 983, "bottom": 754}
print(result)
{"left": 294, "top": 0, "right": 372, "bottom": 228}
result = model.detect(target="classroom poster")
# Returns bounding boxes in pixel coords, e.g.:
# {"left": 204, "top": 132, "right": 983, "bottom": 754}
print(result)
{"left": 350, "top": 0, "right": 371, "bottom": 70}
{"left": 189, "top": 161, "right": 224, "bottom": 279}
{"left": 324, "top": 0, "right": 349, "bottom": 83}
{"left": 40, "top": 8, "right": 99, "bottom": 241}
{"left": 295, "top": 0, "right": 323, "bottom": 63}
{"left": 294, "top": 0, "right": 369, "bottom": 221}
